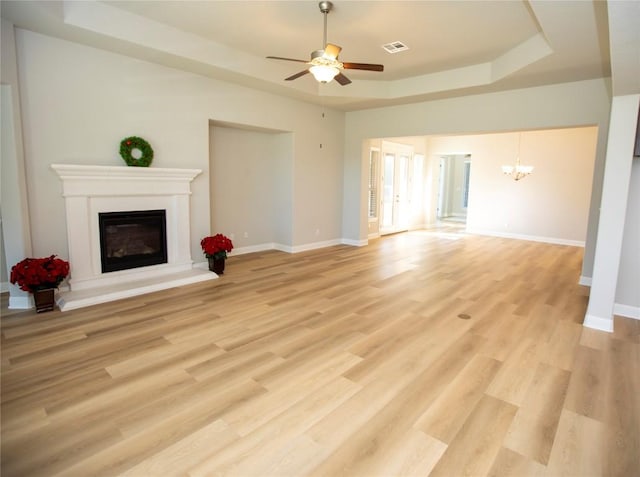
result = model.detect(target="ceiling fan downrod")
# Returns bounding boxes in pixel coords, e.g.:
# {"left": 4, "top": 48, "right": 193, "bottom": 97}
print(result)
{"left": 319, "top": 1, "right": 333, "bottom": 47}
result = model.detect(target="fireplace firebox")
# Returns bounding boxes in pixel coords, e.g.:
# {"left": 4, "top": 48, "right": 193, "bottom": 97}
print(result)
{"left": 99, "top": 210, "right": 167, "bottom": 273}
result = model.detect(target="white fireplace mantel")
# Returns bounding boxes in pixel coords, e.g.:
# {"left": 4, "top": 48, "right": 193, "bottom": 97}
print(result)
{"left": 51, "top": 164, "right": 215, "bottom": 310}
{"left": 52, "top": 164, "right": 202, "bottom": 196}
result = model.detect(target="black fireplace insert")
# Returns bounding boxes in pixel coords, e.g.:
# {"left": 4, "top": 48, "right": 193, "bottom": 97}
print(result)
{"left": 98, "top": 210, "right": 167, "bottom": 273}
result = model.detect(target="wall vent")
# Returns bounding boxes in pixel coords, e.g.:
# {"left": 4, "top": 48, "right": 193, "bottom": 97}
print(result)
{"left": 382, "top": 41, "right": 409, "bottom": 54}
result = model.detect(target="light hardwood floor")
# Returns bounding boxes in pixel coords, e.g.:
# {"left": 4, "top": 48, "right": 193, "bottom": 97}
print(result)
{"left": 2, "top": 228, "right": 639, "bottom": 476}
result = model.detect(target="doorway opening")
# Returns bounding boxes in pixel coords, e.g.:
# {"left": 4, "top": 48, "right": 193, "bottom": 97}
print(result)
{"left": 437, "top": 154, "right": 471, "bottom": 225}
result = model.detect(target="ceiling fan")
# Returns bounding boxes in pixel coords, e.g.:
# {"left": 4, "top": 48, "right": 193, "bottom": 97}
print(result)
{"left": 267, "top": 1, "right": 384, "bottom": 85}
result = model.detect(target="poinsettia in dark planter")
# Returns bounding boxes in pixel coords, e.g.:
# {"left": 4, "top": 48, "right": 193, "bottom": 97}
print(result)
{"left": 201, "top": 234, "right": 233, "bottom": 274}
{"left": 10, "top": 255, "right": 70, "bottom": 312}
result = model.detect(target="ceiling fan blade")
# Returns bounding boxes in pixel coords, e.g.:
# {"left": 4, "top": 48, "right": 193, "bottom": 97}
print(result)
{"left": 267, "top": 56, "right": 308, "bottom": 63}
{"left": 285, "top": 69, "right": 310, "bottom": 81}
{"left": 342, "top": 62, "right": 384, "bottom": 72}
{"left": 323, "top": 43, "right": 342, "bottom": 60}
{"left": 334, "top": 72, "right": 352, "bottom": 86}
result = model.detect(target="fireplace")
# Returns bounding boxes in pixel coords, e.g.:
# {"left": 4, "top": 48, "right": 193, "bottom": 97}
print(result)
{"left": 99, "top": 210, "right": 167, "bottom": 273}
{"left": 52, "top": 164, "right": 216, "bottom": 311}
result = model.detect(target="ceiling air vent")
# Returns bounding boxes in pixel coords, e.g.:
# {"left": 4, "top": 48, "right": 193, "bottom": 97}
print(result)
{"left": 382, "top": 41, "right": 409, "bottom": 54}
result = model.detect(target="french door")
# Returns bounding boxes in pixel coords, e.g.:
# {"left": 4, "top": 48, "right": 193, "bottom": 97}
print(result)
{"left": 380, "top": 144, "right": 411, "bottom": 235}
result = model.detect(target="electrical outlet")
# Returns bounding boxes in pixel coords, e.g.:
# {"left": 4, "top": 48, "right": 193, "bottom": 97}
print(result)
{"left": 230, "top": 233, "right": 235, "bottom": 240}
{"left": 315, "top": 228, "right": 320, "bottom": 236}
{"left": 243, "top": 232, "right": 248, "bottom": 238}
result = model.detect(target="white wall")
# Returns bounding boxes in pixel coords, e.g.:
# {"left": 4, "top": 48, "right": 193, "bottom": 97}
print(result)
{"left": 13, "top": 29, "right": 345, "bottom": 266}
{"left": 616, "top": 158, "right": 640, "bottom": 313}
{"left": 426, "top": 128, "right": 597, "bottom": 245}
{"left": 209, "top": 124, "right": 293, "bottom": 250}
{"left": 344, "top": 78, "right": 612, "bottom": 278}
{"left": 291, "top": 109, "right": 345, "bottom": 247}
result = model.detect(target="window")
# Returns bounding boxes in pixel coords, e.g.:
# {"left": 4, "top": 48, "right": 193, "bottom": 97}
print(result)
{"left": 368, "top": 148, "right": 380, "bottom": 218}
{"left": 462, "top": 160, "right": 471, "bottom": 209}
{"left": 412, "top": 154, "right": 424, "bottom": 205}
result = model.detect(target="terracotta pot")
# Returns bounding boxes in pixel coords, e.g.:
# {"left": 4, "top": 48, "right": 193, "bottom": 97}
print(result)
{"left": 208, "top": 257, "right": 225, "bottom": 274}
{"left": 33, "top": 288, "right": 55, "bottom": 313}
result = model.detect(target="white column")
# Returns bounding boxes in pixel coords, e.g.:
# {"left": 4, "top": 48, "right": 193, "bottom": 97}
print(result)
{"left": 64, "top": 196, "right": 94, "bottom": 285}
{"left": 1, "top": 85, "right": 33, "bottom": 309}
{"left": 584, "top": 94, "right": 640, "bottom": 332}
{"left": 2, "top": 21, "right": 34, "bottom": 309}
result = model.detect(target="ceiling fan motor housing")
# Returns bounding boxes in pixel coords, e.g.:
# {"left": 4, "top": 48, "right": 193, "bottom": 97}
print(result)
{"left": 311, "top": 49, "right": 343, "bottom": 68}
{"left": 319, "top": 1, "right": 333, "bottom": 14}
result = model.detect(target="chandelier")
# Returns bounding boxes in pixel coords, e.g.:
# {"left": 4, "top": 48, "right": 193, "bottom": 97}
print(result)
{"left": 502, "top": 133, "right": 533, "bottom": 181}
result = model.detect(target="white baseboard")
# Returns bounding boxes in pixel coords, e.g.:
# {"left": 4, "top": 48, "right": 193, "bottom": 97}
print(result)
{"left": 409, "top": 223, "right": 429, "bottom": 231}
{"left": 231, "top": 242, "right": 296, "bottom": 255}
{"left": 613, "top": 303, "right": 640, "bottom": 320}
{"left": 0, "top": 281, "right": 9, "bottom": 293}
{"left": 466, "top": 229, "right": 585, "bottom": 247}
{"left": 230, "top": 243, "right": 282, "bottom": 256}
{"left": 273, "top": 243, "right": 293, "bottom": 253}
{"left": 579, "top": 276, "right": 592, "bottom": 286}
{"left": 231, "top": 238, "right": 366, "bottom": 256}
{"left": 583, "top": 313, "right": 614, "bottom": 332}
{"left": 341, "top": 238, "right": 367, "bottom": 247}
{"left": 9, "top": 295, "right": 33, "bottom": 310}
{"left": 290, "top": 239, "right": 344, "bottom": 253}
{"left": 193, "top": 261, "right": 209, "bottom": 270}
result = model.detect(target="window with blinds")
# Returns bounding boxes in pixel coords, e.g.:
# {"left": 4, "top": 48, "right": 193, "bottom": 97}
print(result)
{"left": 368, "top": 149, "right": 380, "bottom": 218}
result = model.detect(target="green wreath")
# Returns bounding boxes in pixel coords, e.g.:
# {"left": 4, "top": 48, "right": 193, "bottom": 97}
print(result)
{"left": 119, "top": 136, "right": 153, "bottom": 167}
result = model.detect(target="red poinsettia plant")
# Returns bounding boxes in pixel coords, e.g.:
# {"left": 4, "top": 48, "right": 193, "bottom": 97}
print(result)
{"left": 201, "top": 234, "right": 234, "bottom": 260}
{"left": 10, "top": 255, "right": 70, "bottom": 293}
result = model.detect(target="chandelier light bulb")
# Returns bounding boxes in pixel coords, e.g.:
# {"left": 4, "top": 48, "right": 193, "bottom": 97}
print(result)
{"left": 502, "top": 134, "right": 534, "bottom": 181}
{"left": 503, "top": 157, "right": 534, "bottom": 181}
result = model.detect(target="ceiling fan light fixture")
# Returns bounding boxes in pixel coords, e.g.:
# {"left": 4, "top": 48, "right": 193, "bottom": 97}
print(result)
{"left": 267, "top": 1, "right": 383, "bottom": 86}
{"left": 310, "top": 65, "right": 339, "bottom": 83}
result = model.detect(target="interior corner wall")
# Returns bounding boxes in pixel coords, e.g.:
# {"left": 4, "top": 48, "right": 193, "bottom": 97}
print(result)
{"left": 344, "top": 78, "right": 612, "bottom": 278}
{"left": 14, "top": 29, "right": 344, "bottom": 265}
